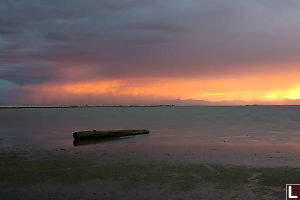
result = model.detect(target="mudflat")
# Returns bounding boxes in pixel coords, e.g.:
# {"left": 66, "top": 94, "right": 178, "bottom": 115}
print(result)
{"left": 1, "top": 106, "right": 300, "bottom": 199}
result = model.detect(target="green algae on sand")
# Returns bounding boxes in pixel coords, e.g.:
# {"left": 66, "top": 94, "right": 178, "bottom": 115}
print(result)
{"left": 0, "top": 148, "right": 299, "bottom": 190}
{"left": 0, "top": 148, "right": 296, "bottom": 200}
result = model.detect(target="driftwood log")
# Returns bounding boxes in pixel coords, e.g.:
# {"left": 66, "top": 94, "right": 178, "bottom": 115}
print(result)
{"left": 73, "top": 129, "right": 149, "bottom": 140}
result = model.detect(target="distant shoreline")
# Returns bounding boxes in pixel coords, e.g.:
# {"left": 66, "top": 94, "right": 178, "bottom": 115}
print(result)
{"left": 0, "top": 105, "right": 176, "bottom": 109}
{"left": 1, "top": 104, "right": 300, "bottom": 109}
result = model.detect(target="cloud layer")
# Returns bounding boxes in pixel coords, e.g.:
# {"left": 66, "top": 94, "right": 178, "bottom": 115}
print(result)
{"left": 1, "top": 0, "right": 300, "bottom": 104}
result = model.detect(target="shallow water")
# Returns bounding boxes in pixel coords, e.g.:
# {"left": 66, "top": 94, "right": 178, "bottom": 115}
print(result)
{"left": 1, "top": 106, "right": 300, "bottom": 166}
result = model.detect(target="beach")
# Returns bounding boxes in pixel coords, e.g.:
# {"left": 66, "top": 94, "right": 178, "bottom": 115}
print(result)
{"left": 1, "top": 106, "right": 300, "bottom": 199}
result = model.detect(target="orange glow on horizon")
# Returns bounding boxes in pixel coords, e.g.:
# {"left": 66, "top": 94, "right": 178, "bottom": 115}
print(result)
{"left": 23, "top": 72, "right": 300, "bottom": 104}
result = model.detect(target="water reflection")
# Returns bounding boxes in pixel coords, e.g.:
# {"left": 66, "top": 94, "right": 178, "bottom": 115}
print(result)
{"left": 73, "top": 136, "right": 133, "bottom": 146}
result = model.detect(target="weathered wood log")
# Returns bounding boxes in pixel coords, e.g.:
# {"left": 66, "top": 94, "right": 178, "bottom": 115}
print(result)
{"left": 73, "top": 129, "right": 149, "bottom": 140}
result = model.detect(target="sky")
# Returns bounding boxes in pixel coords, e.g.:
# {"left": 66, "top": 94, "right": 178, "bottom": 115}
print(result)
{"left": 1, "top": 0, "right": 300, "bottom": 105}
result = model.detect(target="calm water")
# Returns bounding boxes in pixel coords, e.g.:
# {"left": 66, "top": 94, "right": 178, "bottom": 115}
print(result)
{"left": 2, "top": 106, "right": 300, "bottom": 165}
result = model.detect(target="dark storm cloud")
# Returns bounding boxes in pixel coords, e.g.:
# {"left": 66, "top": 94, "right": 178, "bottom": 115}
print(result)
{"left": 45, "top": 32, "right": 69, "bottom": 41}
{"left": 1, "top": 0, "right": 300, "bottom": 85}
{"left": 123, "top": 22, "right": 187, "bottom": 33}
